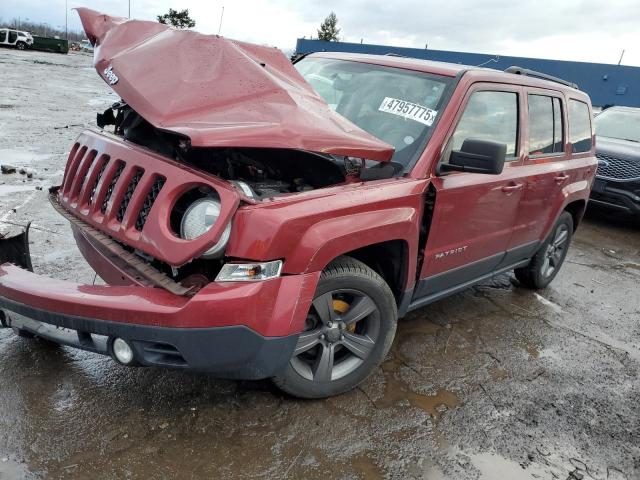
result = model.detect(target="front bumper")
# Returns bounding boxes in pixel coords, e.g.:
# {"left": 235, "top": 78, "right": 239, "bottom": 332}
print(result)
{"left": 2, "top": 295, "right": 296, "bottom": 379}
{"left": 0, "top": 238, "right": 318, "bottom": 379}
{"left": 589, "top": 177, "right": 640, "bottom": 215}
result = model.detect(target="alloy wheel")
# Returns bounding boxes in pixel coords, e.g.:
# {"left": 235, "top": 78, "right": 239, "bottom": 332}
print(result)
{"left": 290, "top": 289, "right": 380, "bottom": 382}
{"left": 542, "top": 223, "right": 569, "bottom": 278}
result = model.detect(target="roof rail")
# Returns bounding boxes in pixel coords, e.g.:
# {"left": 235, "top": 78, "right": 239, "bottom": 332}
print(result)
{"left": 504, "top": 66, "right": 578, "bottom": 89}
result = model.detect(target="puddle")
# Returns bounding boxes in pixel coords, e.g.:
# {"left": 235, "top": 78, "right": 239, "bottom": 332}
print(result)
{"left": 489, "top": 367, "right": 509, "bottom": 380}
{"left": 350, "top": 453, "right": 383, "bottom": 479}
{"left": 378, "top": 359, "right": 459, "bottom": 418}
{"left": 425, "top": 451, "right": 552, "bottom": 479}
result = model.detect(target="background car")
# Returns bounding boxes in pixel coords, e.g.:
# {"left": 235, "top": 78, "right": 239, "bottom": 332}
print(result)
{"left": 590, "top": 106, "right": 640, "bottom": 216}
{"left": 0, "top": 28, "right": 34, "bottom": 50}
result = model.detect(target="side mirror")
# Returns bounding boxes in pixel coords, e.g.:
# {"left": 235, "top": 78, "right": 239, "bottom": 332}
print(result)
{"left": 439, "top": 139, "right": 507, "bottom": 175}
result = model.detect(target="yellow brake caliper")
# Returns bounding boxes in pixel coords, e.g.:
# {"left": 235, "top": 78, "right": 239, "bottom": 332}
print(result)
{"left": 332, "top": 299, "right": 356, "bottom": 332}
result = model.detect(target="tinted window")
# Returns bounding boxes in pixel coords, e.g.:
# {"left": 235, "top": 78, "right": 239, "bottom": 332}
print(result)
{"left": 569, "top": 100, "right": 592, "bottom": 153}
{"left": 450, "top": 91, "right": 518, "bottom": 157}
{"left": 528, "top": 94, "right": 564, "bottom": 155}
{"left": 0, "top": 31, "right": 6, "bottom": 43}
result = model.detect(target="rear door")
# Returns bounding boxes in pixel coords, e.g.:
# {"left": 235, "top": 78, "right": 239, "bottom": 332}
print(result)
{"left": 414, "top": 84, "right": 527, "bottom": 300}
{"left": 505, "top": 90, "right": 568, "bottom": 260}
{"left": 508, "top": 91, "right": 593, "bottom": 254}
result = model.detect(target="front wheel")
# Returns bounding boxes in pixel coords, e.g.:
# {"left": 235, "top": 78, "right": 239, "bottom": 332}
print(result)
{"left": 16, "top": 42, "right": 26, "bottom": 51}
{"left": 272, "top": 256, "right": 397, "bottom": 399}
{"left": 515, "top": 211, "right": 573, "bottom": 289}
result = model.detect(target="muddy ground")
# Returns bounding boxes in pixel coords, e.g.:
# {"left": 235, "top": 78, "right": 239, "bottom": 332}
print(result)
{"left": 0, "top": 49, "right": 639, "bottom": 480}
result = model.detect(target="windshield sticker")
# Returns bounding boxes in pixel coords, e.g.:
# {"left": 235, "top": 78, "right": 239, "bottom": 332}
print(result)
{"left": 378, "top": 97, "right": 438, "bottom": 126}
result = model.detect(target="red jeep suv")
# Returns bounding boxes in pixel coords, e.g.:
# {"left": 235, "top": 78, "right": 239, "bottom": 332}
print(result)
{"left": 0, "top": 9, "right": 596, "bottom": 398}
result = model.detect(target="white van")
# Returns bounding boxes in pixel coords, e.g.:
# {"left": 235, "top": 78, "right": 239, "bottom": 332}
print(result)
{"left": 0, "top": 29, "right": 34, "bottom": 50}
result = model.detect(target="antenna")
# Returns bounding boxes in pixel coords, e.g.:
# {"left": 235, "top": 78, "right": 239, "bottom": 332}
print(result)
{"left": 618, "top": 49, "right": 625, "bottom": 66}
{"left": 218, "top": 6, "right": 224, "bottom": 35}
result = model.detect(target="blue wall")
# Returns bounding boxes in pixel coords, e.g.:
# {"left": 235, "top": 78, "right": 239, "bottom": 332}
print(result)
{"left": 295, "top": 39, "right": 640, "bottom": 108}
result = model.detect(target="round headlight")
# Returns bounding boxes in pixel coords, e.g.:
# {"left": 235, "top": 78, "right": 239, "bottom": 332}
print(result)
{"left": 180, "top": 197, "right": 231, "bottom": 259}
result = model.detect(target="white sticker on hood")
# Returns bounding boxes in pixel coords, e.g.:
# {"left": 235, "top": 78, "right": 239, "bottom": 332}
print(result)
{"left": 378, "top": 97, "right": 438, "bottom": 126}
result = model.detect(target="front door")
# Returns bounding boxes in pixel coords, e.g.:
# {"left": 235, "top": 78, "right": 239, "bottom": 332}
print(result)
{"left": 8, "top": 31, "right": 17, "bottom": 45}
{"left": 414, "top": 85, "right": 526, "bottom": 300}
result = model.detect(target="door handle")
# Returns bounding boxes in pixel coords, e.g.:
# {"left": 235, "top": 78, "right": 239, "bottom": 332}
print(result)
{"left": 501, "top": 183, "right": 523, "bottom": 193}
{"left": 554, "top": 173, "right": 570, "bottom": 184}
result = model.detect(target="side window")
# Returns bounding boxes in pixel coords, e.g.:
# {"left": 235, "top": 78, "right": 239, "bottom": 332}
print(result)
{"left": 569, "top": 99, "right": 592, "bottom": 153}
{"left": 450, "top": 91, "right": 518, "bottom": 158}
{"left": 528, "top": 94, "right": 564, "bottom": 155}
{"left": 0, "top": 30, "right": 6, "bottom": 43}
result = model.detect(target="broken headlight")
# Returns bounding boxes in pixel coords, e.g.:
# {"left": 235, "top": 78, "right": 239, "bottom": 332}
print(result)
{"left": 180, "top": 197, "right": 231, "bottom": 259}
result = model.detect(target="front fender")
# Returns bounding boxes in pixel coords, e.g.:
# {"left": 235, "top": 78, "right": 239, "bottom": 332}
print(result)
{"left": 290, "top": 207, "right": 420, "bottom": 276}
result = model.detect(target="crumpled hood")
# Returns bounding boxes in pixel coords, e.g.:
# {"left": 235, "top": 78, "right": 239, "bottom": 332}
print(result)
{"left": 76, "top": 8, "right": 394, "bottom": 161}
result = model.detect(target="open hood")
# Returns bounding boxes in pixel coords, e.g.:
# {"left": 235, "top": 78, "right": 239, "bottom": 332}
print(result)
{"left": 76, "top": 8, "right": 394, "bottom": 161}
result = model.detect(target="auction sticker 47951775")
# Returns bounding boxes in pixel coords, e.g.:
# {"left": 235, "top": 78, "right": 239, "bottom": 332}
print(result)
{"left": 378, "top": 97, "right": 438, "bottom": 126}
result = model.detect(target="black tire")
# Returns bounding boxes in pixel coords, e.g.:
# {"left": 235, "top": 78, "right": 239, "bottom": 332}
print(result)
{"left": 272, "top": 256, "right": 397, "bottom": 399}
{"left": 16, "top": 42, "right": 26, "bottom": 51}
{"left": 515, "top": 211, "right": 573, "bottom": 289}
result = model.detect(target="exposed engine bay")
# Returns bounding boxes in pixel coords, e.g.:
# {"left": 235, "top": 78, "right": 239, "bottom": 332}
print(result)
{"left": 98, "top": 102, "right": 350, "bottom": 200}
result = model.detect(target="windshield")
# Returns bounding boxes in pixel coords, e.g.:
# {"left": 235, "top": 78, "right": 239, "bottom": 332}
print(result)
{"left": 595, "top": 108, "right": 640, "bottom": 143}
{"left": 295, "top": 57, "right": 452, "bottom": 169}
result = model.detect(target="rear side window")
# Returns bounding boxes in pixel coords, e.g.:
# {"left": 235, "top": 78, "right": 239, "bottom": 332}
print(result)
{"left": 569, "top": 100, "right": 592, "bottom": 153}
{"left": 528, "top": 94, "right": 564, "bottom": 155}
{"left": 450, "top": 91, "right": 518, "bottom": 157}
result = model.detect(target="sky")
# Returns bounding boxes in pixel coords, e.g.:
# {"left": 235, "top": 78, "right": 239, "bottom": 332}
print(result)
{"left": 1, "top": 0, "right": 639, "bottom": 66}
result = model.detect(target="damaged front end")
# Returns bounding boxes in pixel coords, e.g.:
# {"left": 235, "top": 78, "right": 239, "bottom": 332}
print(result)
{"left": 57, "top": 8, "right": 396, "bottom": 288}
{"left": 0, "top": 9, "right": 396, "bottom": 376}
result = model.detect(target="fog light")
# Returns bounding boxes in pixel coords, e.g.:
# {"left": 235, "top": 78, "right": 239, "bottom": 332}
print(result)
{"left": 112, "top": 338, "right": 134, "bottom": 365}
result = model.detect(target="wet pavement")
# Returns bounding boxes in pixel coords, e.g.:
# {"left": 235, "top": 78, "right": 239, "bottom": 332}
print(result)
{"left": 1, "top": 49, "right": 639, "bottom": 480}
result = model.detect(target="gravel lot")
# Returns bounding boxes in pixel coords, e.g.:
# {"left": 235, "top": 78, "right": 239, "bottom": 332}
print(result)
{"left": 0, "top": 49, "right": 639, "bottom": 480}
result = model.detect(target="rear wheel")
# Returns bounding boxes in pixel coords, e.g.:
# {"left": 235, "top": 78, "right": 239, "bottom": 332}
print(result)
{"left": 515, "top": 211, "right": 573, "bottom": 289}
{"left": 273, "top": 256, "right": 397, "bottom": 399}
